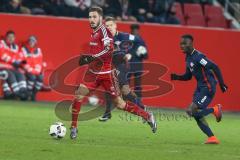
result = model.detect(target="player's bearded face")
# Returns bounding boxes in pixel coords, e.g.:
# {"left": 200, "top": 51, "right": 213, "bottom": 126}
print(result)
{"left": 89, "top": 12, "right": 102, "bottom": 29}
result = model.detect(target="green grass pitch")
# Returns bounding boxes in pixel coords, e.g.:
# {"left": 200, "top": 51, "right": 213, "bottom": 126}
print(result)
{"left": 0, "top": 100, "right": 240, "bottom": 160}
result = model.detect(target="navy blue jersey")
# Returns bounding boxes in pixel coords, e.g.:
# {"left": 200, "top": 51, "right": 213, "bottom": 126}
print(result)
{"left": 112, "top": 31, "right": 142, "bottom": 67}
{"left": 112, "top": 31, "right": 146, "bottom": 86}
{"left": 174, "top": 49, "right": 226, "bottom": 108}
{"left": 114, "top": 32, "right": 147, "bottom": 60}
{"left": 185, "top": 50, "right": 217, "bottom": 89}
{"left": 129, "top": 35, "right": 148, "bottom": 62}
{"left": 112, "top": 32, "right": 131, "bottom": 69}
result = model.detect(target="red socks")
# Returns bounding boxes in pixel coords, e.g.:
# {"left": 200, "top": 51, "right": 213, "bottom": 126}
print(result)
{"left": 124, "top": 102, "right": 150, "bottom": 120}
{"left": 71, "top": 99, "right": 82, "bottom": 128}
{"left": 71, "top": 100, "right": 149, "bottom": 127}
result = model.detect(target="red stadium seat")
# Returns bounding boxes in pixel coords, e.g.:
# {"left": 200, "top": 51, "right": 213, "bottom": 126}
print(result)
{"left": 186, "top": 14, "right": 207, "bottom": 27}
{"left": 204, "top": 5, "right": 223, "bottom": 18}
{"left": 176, "top": 13, "right": 185, "bottom": 25}
{"left": 184, "top": 3, "right": 203, "bottom": 17}
{"left": 184, "top": 3, "right": 206, "bottom": 27}
{"left": 204, "top": 5, "right": 231, "bottom": 28}
{"left": 207, "top": 17, "right": 231, "bottom": 28}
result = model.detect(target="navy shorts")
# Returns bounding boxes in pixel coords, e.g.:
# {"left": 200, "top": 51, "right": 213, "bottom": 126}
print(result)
{"left": 193, "top": 86, "right": 216, "bottom": 109}
{"left": 116, "top": 64, "right": 129, "bottom": 87}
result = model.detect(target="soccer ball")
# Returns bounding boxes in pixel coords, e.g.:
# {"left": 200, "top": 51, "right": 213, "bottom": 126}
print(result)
{"left": 88, "top": 95, "right": 99, "bottom": 106}
{"left": 49, "top": 122, "right": 67, "bottom": 139}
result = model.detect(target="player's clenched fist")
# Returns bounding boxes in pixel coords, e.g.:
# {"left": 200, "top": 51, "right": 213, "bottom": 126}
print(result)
{"left": 170, "top": 73, "right": 179, "bottom": 80}
{"left": 220, "top": 83, "right": 228, "bottom": 93}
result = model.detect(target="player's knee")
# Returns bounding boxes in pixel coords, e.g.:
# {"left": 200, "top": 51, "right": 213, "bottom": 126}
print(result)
{"left": 121, "top": 85, "right": 131, "bottom": 96}
{"left": 186, "top": 103, "right": 198, "bottom": 117}
{"left": 75, "top": 93, "right": 84, "bottom": 101}
{"left": 75, "top": 84, "right": 89, "bottom": 100}
{"left": 113, "top": 97, "right": 125, "bottom": 109}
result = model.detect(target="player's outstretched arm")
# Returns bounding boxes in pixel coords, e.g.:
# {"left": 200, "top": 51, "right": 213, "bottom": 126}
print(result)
{"left": 171, "top": 67, "right": 192, "bottom": 81}
{"left": 206, "top": 61, "right": 227, "bottom": 92}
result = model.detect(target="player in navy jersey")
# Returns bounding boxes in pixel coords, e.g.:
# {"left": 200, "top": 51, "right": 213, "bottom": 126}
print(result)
{"left": 99, "top": 16, "right": 147, "bottom": 121}
{"left": 171, "top": 34, "right": 228, "bottom": 144}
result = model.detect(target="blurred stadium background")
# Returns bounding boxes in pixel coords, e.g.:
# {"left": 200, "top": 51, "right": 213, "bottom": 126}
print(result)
{"left": 0, "top": 0, "right": 240, "bottom": 159}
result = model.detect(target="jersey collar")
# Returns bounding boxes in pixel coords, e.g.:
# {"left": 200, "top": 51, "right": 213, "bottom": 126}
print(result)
{"left": 93, "top": 24, "right": 103, "bottom": 33}
{"left": 190, "top": 48, "right": 196, "bottom": 55}
{"left": 116, "top": 31, "right": 119, "bottom": 36}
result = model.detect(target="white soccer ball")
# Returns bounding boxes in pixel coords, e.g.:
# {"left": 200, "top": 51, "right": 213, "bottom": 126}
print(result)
{"left": 49, "top": 122, "right": 67, "bottom": 139}
{"left": 136, "top": 46, "right": 147, "bottom": 57}
{"left": 88, "top": 95, "right": 99, "bottom": 106}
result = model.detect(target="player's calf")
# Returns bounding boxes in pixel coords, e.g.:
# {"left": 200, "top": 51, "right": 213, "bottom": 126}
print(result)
{"left": 121, "top": 86, "right": 145, "bottom": 110}
{"left": 121, "top": 85, "right": 131, "bottom": 96}
{"left": 113, "top": 96, "right": 126, "bottom": 109}
{"left": 70, "top": 84, "right": 90, "bottom": 139}
{"left": 75, "top": 84, "right": 90, "bottom": 100}
{"left": 186, "top": 103, "right": 198, "bottom": 117}
{"left": 113, "top": 96, "right": 157, "bottom": 133}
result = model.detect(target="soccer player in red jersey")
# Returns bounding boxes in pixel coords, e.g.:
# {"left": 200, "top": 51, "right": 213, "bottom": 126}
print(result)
{"left": 70, "top": 7, "right": 157, "bottom": 139}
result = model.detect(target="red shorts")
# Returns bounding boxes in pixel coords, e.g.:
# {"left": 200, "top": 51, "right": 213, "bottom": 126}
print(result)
{"left": 83, "top": 70, "right": 120, "bottom": 98}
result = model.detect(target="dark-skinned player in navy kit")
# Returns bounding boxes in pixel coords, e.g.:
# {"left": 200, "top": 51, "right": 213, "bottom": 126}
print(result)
{"left": 171, "top": 34, "right": 228, "bottom": 144}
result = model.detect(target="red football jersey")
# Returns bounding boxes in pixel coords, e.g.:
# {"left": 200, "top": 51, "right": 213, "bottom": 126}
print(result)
{"left": 88, "top": 24, "right": 114, "bottom": 77}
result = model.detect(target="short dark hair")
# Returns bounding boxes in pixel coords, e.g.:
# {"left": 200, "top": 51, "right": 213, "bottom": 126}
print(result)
{"left": 89, "top": 6, "right": 103, "bottom": 16}
{"left": 105, "top": 16, "right": 116, "bottom": 22}
{"left": 6, "top": 30, "right": 15, "bottom": 36}
{"left": 181, "top": 34, "right": 194, "bottom": 41}
{"left": 130, "top": 24, "right": 140, "bottom": 30}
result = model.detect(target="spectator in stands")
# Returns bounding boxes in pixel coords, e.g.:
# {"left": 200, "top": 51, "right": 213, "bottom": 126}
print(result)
{"left": 129, "top": 0, "right": 151, "bottom": 22}
{"left": 0, "top": 0, "right": 226, "bottom": 26}
{"left": 129, "top": 0, "right": 176, "bottom": 24}
{"left": 44, "top": 0, "right": 71, "bottom": 17}
{"left": 64, "top": 0, "right": 91, "bottom": 18}
{"left": 165, "top": 2, "right": 181, "bottom": 25}
{"left": 104, "top": 0, "right": 122, "bottom": 20}
{"left": 119, "top": 0, "right": 137, "bottom": 21}
{"left": 21, "top": 36, "right": 44, "bottom": 101}
{"left": 91, "top": 0, "right": 105, "bottom": 7}
{"left": 0, "top": 0, "right": 31, "bottom": 14}
{"left": 152, "top": 0, "right": 175, "bottom": 24}
{"left": 22, "top": 0, "right": 47, "bottom": 15}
